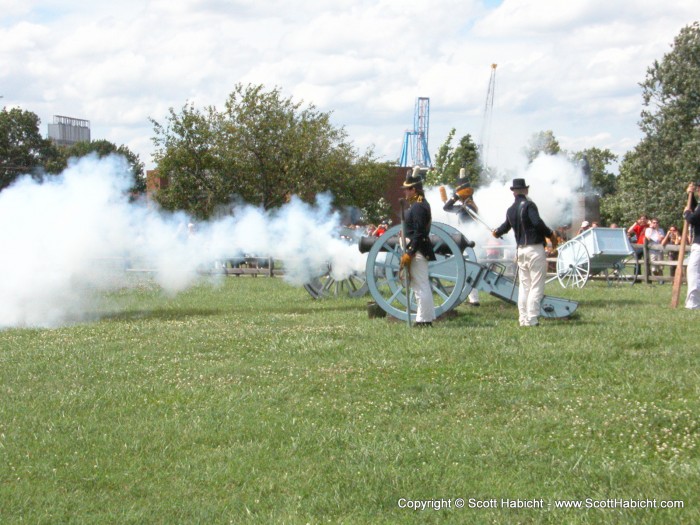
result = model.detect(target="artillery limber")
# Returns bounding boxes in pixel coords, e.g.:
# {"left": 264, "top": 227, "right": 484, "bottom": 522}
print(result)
{"left": 360, "top": 222, "right": 578, "bottom": 322}
{"left": 553, "top": 227, "right": 638, "bottom": 288}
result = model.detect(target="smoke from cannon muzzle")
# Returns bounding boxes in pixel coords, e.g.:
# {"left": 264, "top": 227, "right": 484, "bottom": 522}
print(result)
{"left": 358, "top": 232, "right": 474, "bottom": 255}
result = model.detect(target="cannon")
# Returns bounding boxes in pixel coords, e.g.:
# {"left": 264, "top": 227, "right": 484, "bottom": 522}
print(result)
{"left": 360, "top": 222, "right": 578, "bottom": 322}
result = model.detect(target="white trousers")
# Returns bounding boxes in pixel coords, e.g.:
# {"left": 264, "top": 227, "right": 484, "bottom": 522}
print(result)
{"left": 516, "top": 244, "right": 547, "bottom": 326}
{"left": 685, "top": 244, "right": 700, "bottom": 309}
{"left": 409, "top": 253, "right": 435, "bottom": 322}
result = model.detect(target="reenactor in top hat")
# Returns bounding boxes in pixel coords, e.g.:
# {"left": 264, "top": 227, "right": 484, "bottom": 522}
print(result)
{"left": 492, "top": 178, "right": 557, "bottom": 327}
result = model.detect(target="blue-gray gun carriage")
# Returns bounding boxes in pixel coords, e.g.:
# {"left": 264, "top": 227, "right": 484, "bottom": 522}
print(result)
{"left": 360, "top": 222, "right": 578, "bottom": 323}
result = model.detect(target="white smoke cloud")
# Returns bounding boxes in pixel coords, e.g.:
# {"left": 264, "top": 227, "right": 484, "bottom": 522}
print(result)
{"left": 427, "top": 153, "right": 584, "bottom": 258}
{"left": 0, "top": 155, "right": 366, "bottom": 328}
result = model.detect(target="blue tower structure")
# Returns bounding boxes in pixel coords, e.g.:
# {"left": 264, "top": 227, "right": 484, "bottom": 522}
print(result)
{"left": 399, "top": 97, "right": 432, "bottom": 168}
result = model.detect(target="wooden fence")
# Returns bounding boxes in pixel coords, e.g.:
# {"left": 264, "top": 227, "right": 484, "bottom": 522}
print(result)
{"left": 121, "top": 240, "right": 690, "bottom": 284}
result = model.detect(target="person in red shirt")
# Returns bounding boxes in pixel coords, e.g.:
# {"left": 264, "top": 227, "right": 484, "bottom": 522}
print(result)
{"left": 627, "top": 215, "right": 649, "bottom": 270}
{"left": 627, "top": 215, "right": 649, "bottom": 244}
{"left": 373, "top": 222, "right": 388, "bottom": 237}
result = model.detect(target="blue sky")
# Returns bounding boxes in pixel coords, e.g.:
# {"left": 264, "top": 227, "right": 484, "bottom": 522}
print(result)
{"left": 0, "top": 0, "right": 696, "bottom": 172}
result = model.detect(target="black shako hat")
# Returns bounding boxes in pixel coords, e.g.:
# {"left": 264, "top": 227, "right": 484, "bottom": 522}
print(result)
{"left": 510, "top": 178, "right": 529, "bottom": 191}
{"left": 402, "top": 166, "right": 423, "bottom": 188}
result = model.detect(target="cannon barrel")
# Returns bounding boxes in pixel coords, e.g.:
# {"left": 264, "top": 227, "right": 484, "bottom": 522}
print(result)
{"left": 358, "top": 232, "right": 474, "bottom": 255}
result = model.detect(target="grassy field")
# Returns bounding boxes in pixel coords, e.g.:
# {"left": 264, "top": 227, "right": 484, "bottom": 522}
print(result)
{"left": 1, "top": 275, "right": 699, "bottom": 524}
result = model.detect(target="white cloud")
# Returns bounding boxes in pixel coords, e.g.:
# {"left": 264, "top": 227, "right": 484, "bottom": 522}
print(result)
{"left": 1, "top": 0, "right": 697, "bottom": 171}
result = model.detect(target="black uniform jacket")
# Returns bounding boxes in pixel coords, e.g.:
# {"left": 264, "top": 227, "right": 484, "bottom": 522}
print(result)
{"left": 443, "top": 197, "right": 477, "bottom": 224}
{"left": 405, "top": 198, "right": 436, "bottom": 260}
{"left": 494, "top": 194, "right": 553, "bottom": 246}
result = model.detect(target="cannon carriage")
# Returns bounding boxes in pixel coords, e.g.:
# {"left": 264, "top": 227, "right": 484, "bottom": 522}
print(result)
{"left": 360, "top": 222, "right": 578, "bottom": 322}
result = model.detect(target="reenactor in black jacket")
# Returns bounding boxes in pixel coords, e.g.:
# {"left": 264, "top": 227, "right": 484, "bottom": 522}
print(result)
{"left": 442, "top": 168, "right": 481, "bottom": 306}
{"left": 492, "top": 178, "right": 557, "bottom": 327}
{"left": 400, "top": 168, "right": 436, "bottom": 326}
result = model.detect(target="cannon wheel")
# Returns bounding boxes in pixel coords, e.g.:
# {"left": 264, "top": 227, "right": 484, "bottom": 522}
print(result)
{"left": 430, "top": 223, "right": 478, "bottom": 304}
{"left": 556, "top": 239, "right": 591, "bottom": 288}
{"left": 604, "top": 252, "right": 639, "bottom": 286}
{"left": 365, "top": 223, "right": 467, "bottom": 322}
{"left": 304, "top": 266, "right": 368, "bottom": 299}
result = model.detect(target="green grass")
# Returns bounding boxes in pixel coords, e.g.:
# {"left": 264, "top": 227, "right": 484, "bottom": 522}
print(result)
{"left": 1, "top": 277, "right": 699, "bottom": 524}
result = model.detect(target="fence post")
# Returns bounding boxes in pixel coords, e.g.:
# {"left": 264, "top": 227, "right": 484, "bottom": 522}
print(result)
{"left": 643, "top": 238, "right": 650, "bottom": 284}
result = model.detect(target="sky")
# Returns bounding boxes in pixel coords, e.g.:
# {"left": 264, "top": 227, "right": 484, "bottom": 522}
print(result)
{"left": 1, "top": 0, "right": 697, "bottom": 172}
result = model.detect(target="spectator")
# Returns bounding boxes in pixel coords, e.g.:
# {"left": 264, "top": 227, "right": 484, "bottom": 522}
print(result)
{"left": 627, "top": 215, "right": 649, "bottom": 244}
{"left": 373, "top": 222, "right": 388, "bottom": 237}
{"left": 576, "top": 220, "right": 591, "bottom": 236}
{"left": 645, "top": 218, "right": 665, "bottom": 277}
{"left": 627, "top": 215, "right": 649, "bottom": 267}
{"left": 662, "top": 225, "right": 683, "bottom": 278}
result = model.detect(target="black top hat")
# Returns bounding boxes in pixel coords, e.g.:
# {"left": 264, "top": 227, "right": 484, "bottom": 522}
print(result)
{"left": 510, "top": 178, "right": 529, "bottom": 190}
{"left": 402, "top": 166, "right": 423, "bottom": 188}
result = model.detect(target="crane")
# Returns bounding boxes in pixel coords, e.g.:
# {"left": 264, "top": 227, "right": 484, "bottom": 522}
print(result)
{"left": 478, "top": 64, "right": 497, "bottom": 167}
{"left": 399, "top": 97, "right": 432, "bottom": 168}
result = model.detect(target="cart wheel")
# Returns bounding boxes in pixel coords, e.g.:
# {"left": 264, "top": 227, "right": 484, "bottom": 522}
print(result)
{"left": 605, "top": 251, "right": 638, "bottom": 286}
{"left": 556, "top": 239, "right": 590, "bottom": 288}
{"left": 304, "top": 266, "right": 368, "bottom": 299}
{"left": 364, "top": 223, "right": 466, "bottom": 321}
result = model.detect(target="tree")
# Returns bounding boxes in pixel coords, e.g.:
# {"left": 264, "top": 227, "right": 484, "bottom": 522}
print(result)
{"left": 569, "top": 147, "right": 618, "bottom": 197}
{"left": 220, "top": 84, "right": 362, "bottom": 209}
{"left": 428, "top": 128, "right": 481, "bottom": 187}
{"left": 152, "top": 83, "right": 388, "bottom": 218}
{"left": 523, "top": 130, "right": 561, "bottom": 164}
{"left": 601, "top": 22, "right": 700, "bottom": 228}
{"left": 151, "top": 102, "right": 230, "bottom": 218}
{"left": 0, "top": 107, "right": 60, "bottom": 191}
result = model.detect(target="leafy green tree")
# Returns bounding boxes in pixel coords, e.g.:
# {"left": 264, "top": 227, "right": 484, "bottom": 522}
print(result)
{"left": 219, "top": 84, "right": 363, "bottom": 209}
{"left": 524, "top": 130, "right": 561, "bottom": 164}
{"left": 151, "top": 103, "right": 229, "bottom": 218}
{"left": 601, "top": 22, "right": 700, "bottom": 229}
{"left": 0, "top": 107, "right": 60, "bottom": 190}
{"left": 428, "top": 128, "right": 481, "bottom": 187}
{"left": 152, "top": 83, "right": 388, "bottom": 219}
{"left": 361, "top": 196, "right": 392, "bottom": 226}
{"left": 570, "top": 147, "right": 618, "bottom": 197}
